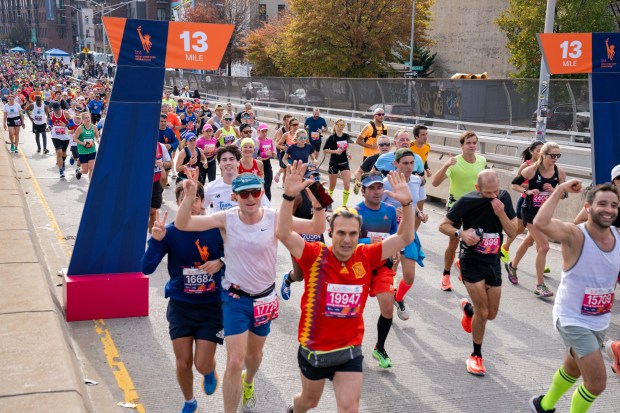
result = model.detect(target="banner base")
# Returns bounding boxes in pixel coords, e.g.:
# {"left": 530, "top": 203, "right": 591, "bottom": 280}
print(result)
{"left": 62, "top": 269, "right": 149, "bottom": 321}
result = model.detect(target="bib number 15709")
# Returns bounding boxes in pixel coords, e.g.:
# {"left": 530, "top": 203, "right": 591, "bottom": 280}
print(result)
{"left": 179, "top": 31, "right": 208, "bottom": 53}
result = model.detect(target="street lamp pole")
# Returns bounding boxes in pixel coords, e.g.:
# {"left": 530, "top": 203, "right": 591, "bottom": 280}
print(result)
{"left": 535, "top": 0, "right": 557, "bottom": 142}
{"left": 409, "top": 0, "right": 415, "bottom": 72}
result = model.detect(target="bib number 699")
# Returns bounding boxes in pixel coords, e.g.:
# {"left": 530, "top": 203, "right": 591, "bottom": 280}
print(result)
{"left": 180, "top": 31, "right": 208, "bottom": 53}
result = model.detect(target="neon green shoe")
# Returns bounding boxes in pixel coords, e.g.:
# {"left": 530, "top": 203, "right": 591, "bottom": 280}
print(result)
{"left": 544, "top": 265, "right": 551, "bottom": 274}
{"left": 373, "top": 346, "right": 393, "bottom": 368}
{"left": 500, "top": 244, "right": 510, "bottom": 264}
{"left": 241, "top": 370, "right": 256, "bottom": 412}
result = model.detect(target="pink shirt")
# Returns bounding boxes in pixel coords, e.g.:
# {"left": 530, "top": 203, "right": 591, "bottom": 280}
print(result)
{"left": 197, "top": 136, "right": 218, "bottom": 158}
{"left": 258, "top": 137, "right": 274, "bottom": 160}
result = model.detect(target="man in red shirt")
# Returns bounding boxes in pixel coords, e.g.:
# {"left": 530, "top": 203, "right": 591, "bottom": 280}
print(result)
{"left": 276, "top": 162, "right": 415, "bottom": 413}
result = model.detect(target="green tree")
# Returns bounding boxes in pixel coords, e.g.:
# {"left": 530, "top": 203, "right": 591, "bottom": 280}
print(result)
{"left": 496, "top": 0, "right": 616, "bottom": 78}
{"left": 246, "top": 0, "right": 435, "bottom": 78}
{"left": 408, "top": 45, "right": 436, "bottom": 78}
{"left": 244, "top": 17, "right": 288, "bottom": 76}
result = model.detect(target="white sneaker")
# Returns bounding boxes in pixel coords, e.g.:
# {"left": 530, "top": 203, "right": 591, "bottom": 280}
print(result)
{"left": 394, "top": 298, "right": 410, "bottom": 321}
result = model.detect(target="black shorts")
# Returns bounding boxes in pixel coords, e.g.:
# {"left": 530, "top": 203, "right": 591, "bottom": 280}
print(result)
{"left": 460, "top": 257, "right": 502, "bottom": 287}
{"left": 278, "top": 151, "right": 286, "bottom": 169}
{"left": 6, "top": 117, "right": 21, "bottom": 127}
{"left": 151, "top": 180, "right": 164, "bottom": 209}
{"left": 91, "top": 113, "right": 102, "bottom": 124}
{"left": 78, "top": 152, "right": 96, "bottom": 163}
{"left": 33, "top": 123, "right": 47, "bottom": 133}
{"left": 70, "top": 146, "right": 79, "bottom": 159}
{"left": 310, "top": 140, "right": 322, "bottom": 153}
{"left": 52, "top": 138, "right": 70, "bottom": 152}
{"left": 166, "top": 299, "right": 224, "bottom": 343}
{"left": 521, "top": 207, "right": 537, "bottom": 226}
{"left": 516, "top": 196, "right": 525, "bottom": 220}
{"left": 328, "top": 162, "right": 350, "bottom": 175}
{"left": 297, "top": 346, "right": 363, "bottom": 381}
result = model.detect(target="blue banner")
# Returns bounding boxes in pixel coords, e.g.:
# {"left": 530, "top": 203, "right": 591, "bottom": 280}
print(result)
{"left": 589, "top": 73, "right": 620, "bottom": 184}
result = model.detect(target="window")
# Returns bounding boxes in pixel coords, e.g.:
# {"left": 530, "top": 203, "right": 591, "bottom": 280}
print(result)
{"left": 157, "top": 7, "right": 166, "bottom": 21}
{"left": 277, "top": 4, "right": 285, "bottom": 16}
{"left": 258, "top": 4, "right": 266, "bottom": 22}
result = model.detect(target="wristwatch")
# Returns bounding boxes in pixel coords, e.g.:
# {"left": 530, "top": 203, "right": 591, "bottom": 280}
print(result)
{"left": 454, "top": 229, "right": 461, "bottom": 239}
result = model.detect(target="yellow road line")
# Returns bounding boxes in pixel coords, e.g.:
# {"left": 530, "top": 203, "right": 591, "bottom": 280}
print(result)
{"left": 94, "top": 319, "right": 146, "bottom": 413}
{"left": 14, "top": 140, "right": 146, "bottom": 412}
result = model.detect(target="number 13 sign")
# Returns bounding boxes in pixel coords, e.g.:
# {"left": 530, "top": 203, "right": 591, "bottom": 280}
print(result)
{"left": 166, "top": 22, "right": 234, "bottom": 70}
{"left": 538, "top": 33, "right": 593, "bottom": 74}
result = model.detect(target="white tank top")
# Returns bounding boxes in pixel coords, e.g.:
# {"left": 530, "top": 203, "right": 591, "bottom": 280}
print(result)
{"left": 222, "top": 207, "right": 277, "bottom": 294}
{"left": 4, "top": 103, "right": 21, "bottom": 119}
{"left": 31, "top": 102, "right": 47, "bottom": 125}
{"left": 553, "top": 224, "right": 620, "bottom": 331}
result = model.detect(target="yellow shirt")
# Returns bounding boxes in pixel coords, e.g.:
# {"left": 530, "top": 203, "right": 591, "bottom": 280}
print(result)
{"left": 162, "top": 97, "right": 177, "bottom": 109}
{"left": 410, "top": 142, "right": 431, "bottom": 164}
{"left": 359, "top": 122, "right": 388, "bottom": 158}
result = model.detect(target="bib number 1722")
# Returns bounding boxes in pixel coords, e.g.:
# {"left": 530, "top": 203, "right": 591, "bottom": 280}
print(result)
{"left": 179, "top": 31, "right": 208, "bottom": 53}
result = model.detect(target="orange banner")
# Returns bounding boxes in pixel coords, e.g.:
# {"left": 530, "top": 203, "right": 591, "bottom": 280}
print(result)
{"left": 165, "top": 22, "right": 234, "bottom": 70}
{"left": 538, "top": 33, "right": 592, "bottom": 74}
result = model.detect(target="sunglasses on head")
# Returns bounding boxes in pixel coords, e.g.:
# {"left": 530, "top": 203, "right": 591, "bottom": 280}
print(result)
{"left": 547, "top": 153, "right": 562, "bottom": 159}
{"left": 236, "top": 189, "right": 262, "bottom": 199}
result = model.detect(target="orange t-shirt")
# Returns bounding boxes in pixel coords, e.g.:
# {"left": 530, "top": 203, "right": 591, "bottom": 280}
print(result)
{"left": 167, "top": 113, "right": 182, "bottom": 140}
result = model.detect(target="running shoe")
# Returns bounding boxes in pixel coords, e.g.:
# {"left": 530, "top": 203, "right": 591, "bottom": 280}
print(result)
{"left": 59, "top": 168, "right": 65, "bottom": 179}
{"left": 13, "top": 147, "right": 19, "bottom": 154}
{"left": 181, "top": 399, "right": 198, "bottom": 413}
{"left": 280, "top": 272, "right": 291, "bottom": 301}
{"left": 534, "top": 284, "right": 554, "bottom": 298}
{"left": 202, "top": 369, "right": 218, "bottom": 395}
{"left": 70, "top": 156, "right": 75, "bottom": 166}
{"left": 43, "top": 149, "right": 49, "bottom": 154}
{"left": 500, "top": 244, "right": 510, "bottom": 264}
{"left": 605, "top": 340, "right": 620, "bottom": 377}
{"left": 544, "top": 265, "right": 551, "bottom": 274}
{"left": 286, "top": 406, "right": 294, "bottom": 413}
{"left": 459, "top": 298, "right": 473, "bottom": 333}
{"left": 394, "top": 296, "right": 410, "bottom": 321}
{"left": 10, "top": 144, "right": 14, "bottom": 152}
{"left": 528, "top": 395, "right": 555, "bottom": 413}
{"left": 76, "top": 169, "right": 82, "bottom": 180}
{"left": 441, "top": 274, "right": 452, "bottom": 292}
{"left": 241, "top": 370, "right": 256, "bottom": 412}
{"left": 353, "top": 181, "right": 360, "bottom": 195}
{"left": 505, "top": 262, "right": 519, "bottom": 285}
{"left": 466, "top": 355, "right": 485, "bottom": 376}
{"left": 274, "top": 174, "right": 280, "bottom": 183}
{"left": 455, "top": 259, "right": 462, "bottom": 282}
{"left": 36, "top": 148, "right": 41, "bottom": 153}
{"left": 372, "top": 346, "right": 393, "bottom": 368}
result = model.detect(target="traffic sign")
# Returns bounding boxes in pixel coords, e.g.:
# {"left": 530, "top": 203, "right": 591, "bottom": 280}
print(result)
{"left": 411, "top": 65, "right": 424, "bottom": 71}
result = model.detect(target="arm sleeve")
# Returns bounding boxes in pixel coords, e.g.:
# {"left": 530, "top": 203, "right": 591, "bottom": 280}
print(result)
{"left": 512, "top": 175, "right": 526, "bottom": 185}
{"left": 501, "top": 191, "right": 517, "bottom": 220}
{"left": 141, "top": 237, "right": 168, "bottom": 275}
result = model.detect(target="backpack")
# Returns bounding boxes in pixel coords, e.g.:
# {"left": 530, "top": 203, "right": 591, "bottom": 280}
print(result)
{"left": 365, "top": 121, "right": 388, "bottom": 142}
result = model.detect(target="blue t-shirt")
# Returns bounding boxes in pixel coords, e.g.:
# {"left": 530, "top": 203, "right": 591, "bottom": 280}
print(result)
{"left": 374, "top": 151, "right": 424, "bottom": 175}
{"left": 304, "top": 116, "right": 327, "bottom": 142}
{"left": 87, "top": 99, "right": 103, "bottom": 114}
{"left": 354, "top": 201, "right": 398, "bottom": 244}
{"left": 141, "top": 223, "right": 224, "bottom": 304}
{"left": 286, "top": 143, "right": 315, "bottom": 163}
{"left": 158, "top": 127, "right": 179, "bottom": 151}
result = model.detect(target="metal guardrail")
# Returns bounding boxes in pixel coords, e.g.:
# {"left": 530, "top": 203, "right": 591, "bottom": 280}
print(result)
{"left": 164, "top": 89, "right": 593, "bottom": 181}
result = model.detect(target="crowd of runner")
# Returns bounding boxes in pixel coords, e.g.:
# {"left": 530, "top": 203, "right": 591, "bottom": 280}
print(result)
{"left": 2, "top": 52, "right": 620, "bottom": 413}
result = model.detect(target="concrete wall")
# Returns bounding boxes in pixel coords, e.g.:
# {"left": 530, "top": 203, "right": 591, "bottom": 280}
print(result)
{"left": 429, "top": 0, "right": 515, "bottom": 78}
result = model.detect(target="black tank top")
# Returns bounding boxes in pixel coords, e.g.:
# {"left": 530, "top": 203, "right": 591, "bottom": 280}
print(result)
{"left": 524, "top": 164, "right": 559, "bottom": 210}
{"left": 294, "top": 192, "right": 324, "bottom": 242}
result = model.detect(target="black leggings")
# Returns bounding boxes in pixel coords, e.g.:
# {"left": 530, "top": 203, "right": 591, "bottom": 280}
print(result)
{"left": 262, "top": 158, "right": 273, "bottom": 201}
{"left": 33, "top": 124, "right": 47, "bottom": 150}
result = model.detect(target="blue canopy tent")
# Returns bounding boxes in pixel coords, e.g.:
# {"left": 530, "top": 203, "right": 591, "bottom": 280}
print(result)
{"left": 44, "top": 48, "right": 71, "bottom": 65}
{"left": 9, "top": 47, "right": 26, "bottom": 53}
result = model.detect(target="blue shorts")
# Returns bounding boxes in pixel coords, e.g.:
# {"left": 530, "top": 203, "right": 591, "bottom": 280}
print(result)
{"left": 222, "top": 291, "right": 271, "bottom": 337}
{"left": 166, "top": 299, "right": 224, "bottom": 343}
{"left": 78, "top": 151, "right": 96, "bottom": 163}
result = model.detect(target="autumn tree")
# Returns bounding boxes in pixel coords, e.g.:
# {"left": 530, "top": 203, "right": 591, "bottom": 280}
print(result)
{"left": 243, "top": 16, "right": 289, "bottom": 76}
{"left": 245, "top": 0, "right": 435, "bottom": 78}
{"left": 185, "top": 0, "right": 258, "bottom": 75}
{"left": 496, "top": 0, "right": 616, "bottom": 78}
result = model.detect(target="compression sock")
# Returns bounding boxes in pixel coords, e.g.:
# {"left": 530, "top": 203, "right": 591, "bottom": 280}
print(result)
{"left": 443, "top": 269, "right": 450, "bottom": 276}
{"left": 376, "top": 315, "right": 393, "bottom": 351}
{"left": 284, "top": 271, "right": 293, "bottom": 285}
{"left": 569, "top": 384, "right": 596, "bottom": 413}
{"left": 394, "top": 279, "right": 412, "bottom": 302}
{"left": 342, "top": 190, "right": 350, "bottom": 207}
{"left": 328, "top": 189, "right": 334, "bottom": 197}
{"left": 540, "top": 366, "right": 577, "bottom": 411}
{"left": 472, "top": 342, "right": 482, "bottom": 358}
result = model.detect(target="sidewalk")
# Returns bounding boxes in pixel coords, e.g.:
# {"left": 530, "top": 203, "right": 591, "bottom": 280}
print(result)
{"left": 0, "top": 129, "right": 88, "bottom": 412}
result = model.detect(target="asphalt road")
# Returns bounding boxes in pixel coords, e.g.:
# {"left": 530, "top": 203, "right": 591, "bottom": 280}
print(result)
{"left": 12, "top": 120, "right": 619, "bottom": 413}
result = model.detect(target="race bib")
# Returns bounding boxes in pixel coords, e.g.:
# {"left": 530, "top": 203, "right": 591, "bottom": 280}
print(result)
{"left": 13, "top": 118, "right": 21, "bottom": 126}
{"left": 581, "top": 287, "right": 614, "bottom": 316}
{"left": 325, "top": 284, "right": 362, "bottom": 318}
{"left": 475, "top": 233, "right": 500, "bottom": 255}
{"left": 84, "top": 138, "right": 94, "bottom": 146}
{"left": 53, "top": 126, "right": 66, "bottom": 135}
{"left": 186, "top": 121, "right": 195, "bottom": 131}
{"left": 224, "top": 135, "right": 235, "bottom": 145}
{"left": 34, "top": 115, "right": 43, "bottom": 122}
{"left": 182, "top": 268, "right": 216, "bottom": 294}
{"left": 260, "top": 144, "right": 272, "bottom": 159}
{"left": 253, "top": 292, "right": 279, "bottom": 327}
{"left": 336, "top": 141, "right": 348, "bottom": 151}
{"left": 205, "top": 144, "right": 216, "bottom": 156}
{"left": 301, "top": 233, "right": 322, "bottom": 242}
{"left": 310, "top": 131, "right": 320, "bottom": 140}
{"left": 532, "top": 192, "right": 550, "bottom": 208}
{"left": 367, "top": 231, "right": 389, "bottom": 240}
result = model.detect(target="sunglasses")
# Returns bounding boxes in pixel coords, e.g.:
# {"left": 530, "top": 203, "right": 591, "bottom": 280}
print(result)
{"left": 242, "top": 130, "right": 252, "bottom": 134}
{"left": 224, "top": 117, "right": 233, "bottom": 121}
{"left": 236, "top": 189, "right": 262, "bottom": 199}
{"left": 378, "top": 143, "right": 391, "bottom": 147}
{"left": 291, "top": 123, "right": 299, "bottom": 127}
{"left": 547, "top": 153, "right": 562, "bottom": 159}
{"left": 375, "top": 113, "right": 385, "bottom": 116}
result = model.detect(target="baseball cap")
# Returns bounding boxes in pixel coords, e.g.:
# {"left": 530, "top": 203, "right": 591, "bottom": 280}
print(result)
{"left": 184, "top": 132, "right": 197, "bottom": 141}
{"left": 214, "top": 104, "right": 224, "bottom": 110}
{"left": 239, "top": 123, "right": 252, "bottom": 132}
{"left": 202, "top": 123, "right": 213, "bottom": 131}
{"left": 304, "top": 164, "right": 320, "bottom": 179}
{"left": 240, "top": 137, "right": 255, "bottom": 147}
{"left": 611, "top": 164, "right": 620, "bottom": 181}
{"left": 394, "top": 148, "right": 414, "bottom": 162}
{"left": 374, "top": 107, "right": 385, "bottom": 115}
{"left": 361, "top": 174, "right": 384, "bottom": 187}
{"left": 257, "top": 123, "right": 269, "bottom": 131}
{"left": 232, "top": 173, "right": 264, "bottom": 193}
